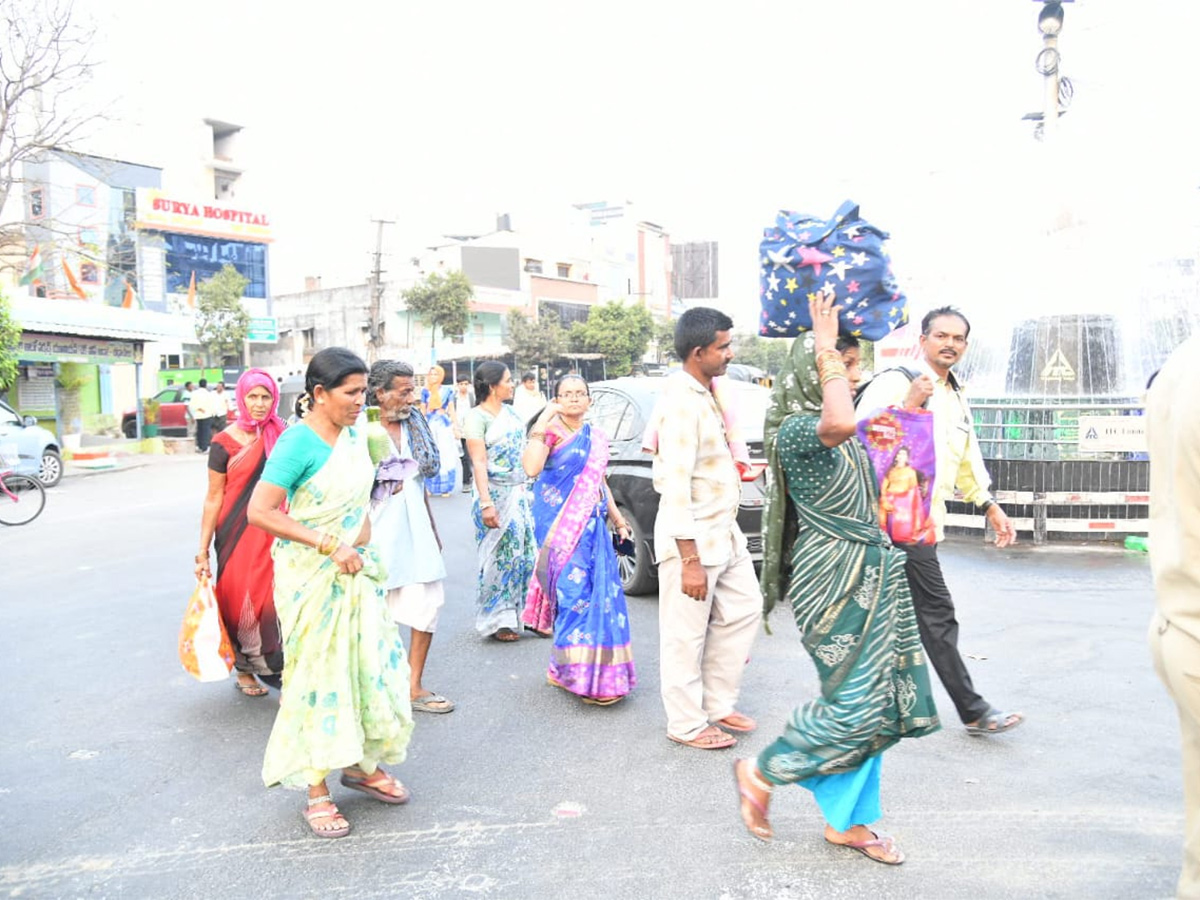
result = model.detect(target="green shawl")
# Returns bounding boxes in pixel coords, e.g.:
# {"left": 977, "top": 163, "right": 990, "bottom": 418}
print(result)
{"left": 760, "top": 332, "right": 824, "bottom": 620}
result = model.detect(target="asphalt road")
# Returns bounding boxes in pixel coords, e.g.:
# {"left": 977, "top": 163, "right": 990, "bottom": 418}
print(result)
{"left": 0, "top": 455, "right": 1184, "bottom": 899}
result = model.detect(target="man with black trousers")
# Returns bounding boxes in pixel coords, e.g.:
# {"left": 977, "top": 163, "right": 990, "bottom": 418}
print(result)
{"left": 855, "top": 306, "right": 1023, "bottom": 737}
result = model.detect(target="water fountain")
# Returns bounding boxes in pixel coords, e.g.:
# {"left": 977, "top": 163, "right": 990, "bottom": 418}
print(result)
{"left": 880, "top": 149, "right": 1200, "bottom": 542}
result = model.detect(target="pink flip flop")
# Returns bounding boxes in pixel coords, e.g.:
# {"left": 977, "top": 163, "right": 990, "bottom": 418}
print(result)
{"left": 339, "top": 769, "right": 410, "bottom": 805}
{"left": 826, "top": 831, "right": 905, "bottom": 865}
{"left": 732, "top": 760, "right": 773, "bottom": 842}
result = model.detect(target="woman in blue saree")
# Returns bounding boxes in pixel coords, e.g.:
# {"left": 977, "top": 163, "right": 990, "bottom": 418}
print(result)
{"left": 734, "top": 291, "right": 939, "bottom": 865}
{"left": 420, "top": 364, "right": 460, "bottom": 497}
{"left": 520, "top": 375, "right": 637, "bottom": 704}
{"left": 463, "top": 362, "right": 537, "bottom": 641}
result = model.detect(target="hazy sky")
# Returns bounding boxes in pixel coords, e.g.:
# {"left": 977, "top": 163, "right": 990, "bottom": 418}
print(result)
{"left": 79, "top": 0, "right": 1200, "bottom": 328}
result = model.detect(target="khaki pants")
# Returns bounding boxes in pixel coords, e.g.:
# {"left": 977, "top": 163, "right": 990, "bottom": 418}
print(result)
{"left": 1150, "top": 611, "right": 1200, "bottom": 899}
{"left": 658, "top": 535, "right": 762, "bottom": 741}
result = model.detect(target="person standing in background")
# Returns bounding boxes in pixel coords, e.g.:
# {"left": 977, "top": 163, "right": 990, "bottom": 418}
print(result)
{"left": 189, "top": 378, "right": 215, "bottom": 453}
{"left": 210, "top": 382, "right": 230, "bottom": 437}
{"left": 420, "top": 365, "right": 460, "bottom": 497}
{"left": 1146, "top": 333, "right": 1200, "bottom": 899}
{"left": 512, "top": 371, "right": 547, "bottom": 424}
{"left": 454, "top": 375, "right": 475, "bottom": 493}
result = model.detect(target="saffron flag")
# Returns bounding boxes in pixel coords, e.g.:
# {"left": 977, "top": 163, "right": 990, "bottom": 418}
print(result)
{"left": 62, "top": 259, "right": 88, "bottom": 299}
{"left": 121, "top": 279, "right": 140, "bottom": 309}
{"left": 186, "top": 270, "right": 196, "bottom": 308}
{"left": 18, "top": 245, "right": 44, "bottom": 286}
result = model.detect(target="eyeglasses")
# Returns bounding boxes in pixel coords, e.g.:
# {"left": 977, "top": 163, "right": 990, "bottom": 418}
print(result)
{"left": 558, "top": 391, "right": 589, "bottom": 400}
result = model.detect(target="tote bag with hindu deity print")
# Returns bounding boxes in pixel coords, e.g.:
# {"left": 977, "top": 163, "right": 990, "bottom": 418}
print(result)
{"left": 857, "top": 406, "right": 938, "bottom": 546}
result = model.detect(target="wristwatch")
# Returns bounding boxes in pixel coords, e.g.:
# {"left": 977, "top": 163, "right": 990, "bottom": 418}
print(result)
{"left": 980, "top": 499, "right": 997, "bottom": 513}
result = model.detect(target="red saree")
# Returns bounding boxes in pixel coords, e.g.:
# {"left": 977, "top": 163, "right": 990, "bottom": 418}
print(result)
{"left": 212, "top": 431, "right": 283, "bottom": 680}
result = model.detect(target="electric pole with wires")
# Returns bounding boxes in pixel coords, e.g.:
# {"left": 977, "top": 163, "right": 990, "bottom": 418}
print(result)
{"left": 366, "top": 217, "right": 394, "bottom": 364}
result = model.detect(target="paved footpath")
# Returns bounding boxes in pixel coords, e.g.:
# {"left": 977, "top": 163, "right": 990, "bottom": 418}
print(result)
{"left": 0, "top": 455, "right": 1184, "bottom": 898}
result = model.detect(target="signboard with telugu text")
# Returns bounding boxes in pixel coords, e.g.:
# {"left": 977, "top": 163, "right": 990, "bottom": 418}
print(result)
{"left": 18, "top": 332, "right": 140, "bottom": 365}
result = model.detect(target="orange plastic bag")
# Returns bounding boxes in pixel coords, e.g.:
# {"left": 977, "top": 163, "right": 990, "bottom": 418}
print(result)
{"left": 178, "top": 576, "right": 234, "bottom": 682}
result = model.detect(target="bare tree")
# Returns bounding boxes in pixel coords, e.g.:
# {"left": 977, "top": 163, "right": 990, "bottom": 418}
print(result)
{"left": 0, "top": 1, "right": 100, "bottom": 260}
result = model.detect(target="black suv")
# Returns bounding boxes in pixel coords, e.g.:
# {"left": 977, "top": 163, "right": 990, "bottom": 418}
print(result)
{"left": 586, "top": 377, "right": 769, "bottom": 595}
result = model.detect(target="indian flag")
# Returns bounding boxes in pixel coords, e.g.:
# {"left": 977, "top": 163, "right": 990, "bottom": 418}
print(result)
{"left": 18, "top": 245, "right": 44, "bottom": 286}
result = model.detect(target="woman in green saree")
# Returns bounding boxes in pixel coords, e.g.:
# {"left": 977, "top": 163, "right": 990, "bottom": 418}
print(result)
{"left": 249, "top": 348, "right": 414, "bottom": 839}
{"left": 733, "top": 292, "right": 939, "bottom": 865}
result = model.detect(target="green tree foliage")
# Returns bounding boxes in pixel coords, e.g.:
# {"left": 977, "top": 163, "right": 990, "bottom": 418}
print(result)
{"left": 731, "top": 332, "right": 793, "bottom": 376}
{"left": 194, "top": 264, "right": 251, "bottom": 364}
{"left": 569, "top": 301, "right": 655, "bottom": 377}
{"left": 652, "top": 317, "right": 678, "bottom": 363}
{"left": 506, "top": 308, "right": 566, "bottom": 373}
{"left": 0, "top": 291, "right": 21, "bottom": 393}
{"left": 402, "top": 270, "right": 472, "bottom": 348}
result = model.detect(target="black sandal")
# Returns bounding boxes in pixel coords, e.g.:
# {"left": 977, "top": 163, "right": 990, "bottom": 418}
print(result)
{"left": 965, "top": 708, "right": 1024, "bottom": 736}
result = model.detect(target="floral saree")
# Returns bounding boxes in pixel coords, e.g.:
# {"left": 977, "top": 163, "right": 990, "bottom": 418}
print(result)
{"left": 211, "top": 430, "right": 282, "bottom": 682}
{"left": 261, "top": 427, "right": 414, "bottom": 789}
{"left": 521, "top": 425, "right": 636, "bottom": 700}
{"left": 470, "top": 406, "right": 537, "bottom": 636}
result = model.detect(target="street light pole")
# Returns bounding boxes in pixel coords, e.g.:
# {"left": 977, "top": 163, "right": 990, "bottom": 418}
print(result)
{"left": 1036, "top": 2, "right": 1065, "bottom": 142}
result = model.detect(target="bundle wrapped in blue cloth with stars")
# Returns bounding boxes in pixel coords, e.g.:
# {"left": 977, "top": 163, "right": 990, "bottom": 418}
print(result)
{"left": 758, "top": 200, "right": 907, "bottom": 341}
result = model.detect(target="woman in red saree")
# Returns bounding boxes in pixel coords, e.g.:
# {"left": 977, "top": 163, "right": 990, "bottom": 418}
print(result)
{"left": 195, "top": 369, "right": 287, "bottom": 696}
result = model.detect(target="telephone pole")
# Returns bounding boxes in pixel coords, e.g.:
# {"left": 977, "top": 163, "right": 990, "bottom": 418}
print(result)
{"left": 366, "top": 217, "right": 394, "bottom": 364}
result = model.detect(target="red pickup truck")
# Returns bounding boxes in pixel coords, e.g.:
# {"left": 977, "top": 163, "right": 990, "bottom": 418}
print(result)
{"left": 122, "top": 387, "right": 231, "bottom": 439}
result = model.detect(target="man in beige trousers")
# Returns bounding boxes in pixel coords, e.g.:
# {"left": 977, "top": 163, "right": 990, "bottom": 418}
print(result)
{"left": 648, "top": 307, "right": 762, "bottom": 750}
{"left": 1147, "top": 331, "right": 1200, "bottom": 899}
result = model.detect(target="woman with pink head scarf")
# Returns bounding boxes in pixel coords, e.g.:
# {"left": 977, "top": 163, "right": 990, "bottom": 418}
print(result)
{"left": 195, "top": 369, "right": 288, "bottom": 696}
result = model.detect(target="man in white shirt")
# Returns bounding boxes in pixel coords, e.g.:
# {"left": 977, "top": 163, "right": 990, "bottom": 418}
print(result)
{"left": 188, "top": 378, "right": 215, "bottom": 452}
{"left": 855, "top": 307, "right": 1022, "bottom": 737}
{"left": 511, "top": 371, "right": 546, "bottom": 424}
{"left": 209, "top": 382, "right": 229, "bottom": 436}
{"left": 648, "top": 307, "right": 762, "bottom": 750}
{"left": 1147, "top": 335, "right": 1200, "bottom": 899}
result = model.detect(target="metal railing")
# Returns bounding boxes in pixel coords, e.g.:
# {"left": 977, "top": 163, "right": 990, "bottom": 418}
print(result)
{"left": 968, "top": 396, "right": 1146, "bottom": 462}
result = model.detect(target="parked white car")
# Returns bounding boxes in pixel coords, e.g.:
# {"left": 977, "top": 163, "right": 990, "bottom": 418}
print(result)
{"left": 0, "top": 399, "right": 63, "bottom": 486}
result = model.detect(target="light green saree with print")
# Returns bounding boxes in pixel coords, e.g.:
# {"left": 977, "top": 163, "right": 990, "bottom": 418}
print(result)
{"left": 262, "top": 427, "right": 414, "bottom": 790}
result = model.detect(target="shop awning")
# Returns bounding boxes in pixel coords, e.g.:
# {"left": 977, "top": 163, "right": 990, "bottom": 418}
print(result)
{"left": 12, "top": 297, "right": 196, "bottom": 342}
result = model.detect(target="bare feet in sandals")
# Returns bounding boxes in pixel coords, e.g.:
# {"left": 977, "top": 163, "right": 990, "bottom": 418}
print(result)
{"left": 234, "top": 674, "right": 268, "bottom": 697}
{"left": 733, "top": 759, "right": 773, "bottom": 841}
{"left": 824, "top": 824, "right": 904, "bottom": 865}
{"left": 340, "top": 765, "right": 410, "bottom": 804}
{"left": 305, "top": 785, "right": 349, "bottom": 839}
{"left": 667, "top": 725, "right": 736, "bottom": 750}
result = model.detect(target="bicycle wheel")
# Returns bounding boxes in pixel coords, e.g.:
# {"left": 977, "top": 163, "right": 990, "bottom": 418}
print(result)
{"left": 0, "top": 474, "right": 46, "bottom": 525}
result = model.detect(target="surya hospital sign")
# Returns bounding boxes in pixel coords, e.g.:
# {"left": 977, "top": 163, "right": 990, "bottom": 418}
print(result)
{"left": 134, "top": 188, "right": 273, "bottom": 243}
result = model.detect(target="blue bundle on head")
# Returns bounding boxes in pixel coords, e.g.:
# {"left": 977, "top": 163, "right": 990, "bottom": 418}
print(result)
{"left": 758, "top": 200, "right": 908, "bottom": 341}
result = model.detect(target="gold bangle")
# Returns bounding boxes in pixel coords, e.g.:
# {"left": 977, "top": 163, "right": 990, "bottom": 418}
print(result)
{"left": 317, "top": 533, "right": 337, "bottom": 555}
{"left": 820, "top": 373, "right": 849, "bottom": 387}
{"left": 680, "top": 554, "right": 701, "bottom": 565}
{"left": 195, "top": 553, "right": 208, "bottom": 564}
